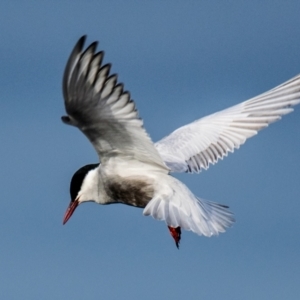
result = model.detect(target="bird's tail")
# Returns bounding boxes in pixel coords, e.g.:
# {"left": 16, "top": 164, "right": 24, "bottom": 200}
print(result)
{"left": 143, "top": 176, "right": 235, "bottom": 236}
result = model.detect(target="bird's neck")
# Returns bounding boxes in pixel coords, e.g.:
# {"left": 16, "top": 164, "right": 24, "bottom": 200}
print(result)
{"left": 78, "top": 165, "right": 110, "bottom": 205}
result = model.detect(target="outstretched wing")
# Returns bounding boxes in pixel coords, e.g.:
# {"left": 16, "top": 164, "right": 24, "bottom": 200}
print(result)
{"left": 155, "top": 74, "right": 300, "bottom": 173}
{"left": 62, "top": 36, "right": 167, "bottom": 170}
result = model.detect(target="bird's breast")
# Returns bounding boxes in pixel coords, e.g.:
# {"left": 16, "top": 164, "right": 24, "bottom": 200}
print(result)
{"left": 105, "top": 175, "right": 154, "bottom": 208}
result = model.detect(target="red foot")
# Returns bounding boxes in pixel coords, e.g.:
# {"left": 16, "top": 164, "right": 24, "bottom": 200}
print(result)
{"left": 168, "top": 226, "right": 181, "bottom": 249}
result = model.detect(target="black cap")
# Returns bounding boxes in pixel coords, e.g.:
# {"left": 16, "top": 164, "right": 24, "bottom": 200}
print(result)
{"left": 70, "top": 164, "right": 99, "bottom": 201}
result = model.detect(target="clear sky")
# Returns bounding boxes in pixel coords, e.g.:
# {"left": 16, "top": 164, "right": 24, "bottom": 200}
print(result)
{"left": 1, "top": 1, "right": 300, "bottom": 299}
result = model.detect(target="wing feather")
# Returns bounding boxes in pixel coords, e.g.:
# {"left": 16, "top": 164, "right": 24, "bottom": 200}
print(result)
{"left": 62, "top": 36, "right": 168, "bottom": 170}
{"left": 155, "top": 74, "right": 300, "bottom": 173}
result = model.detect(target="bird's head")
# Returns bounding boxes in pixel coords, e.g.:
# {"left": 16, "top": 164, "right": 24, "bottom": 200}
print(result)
{"left": 63, "top": 163, "right": 100, "bottom": 225}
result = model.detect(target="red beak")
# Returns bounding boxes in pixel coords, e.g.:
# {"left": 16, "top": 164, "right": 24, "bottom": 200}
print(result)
{"left": 63, "top": 199, "right": 79, "bottom": 225}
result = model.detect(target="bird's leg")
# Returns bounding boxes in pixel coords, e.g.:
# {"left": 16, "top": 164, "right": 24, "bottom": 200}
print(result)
{"left": 168, "top": 226, "right": 181, "bottom": 249}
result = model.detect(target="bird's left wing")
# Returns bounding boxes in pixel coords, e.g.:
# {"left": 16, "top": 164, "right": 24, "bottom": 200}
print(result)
{"left": 155, "top": 74, "right": 300, "bottom": 173}
{"left": 62, "top": 36, "right": 167, "bottom": 170}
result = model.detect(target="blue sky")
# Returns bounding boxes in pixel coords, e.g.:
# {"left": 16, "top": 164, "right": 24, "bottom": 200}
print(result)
{"left": 1, "top": 1, "right": 300, "bottom": 299}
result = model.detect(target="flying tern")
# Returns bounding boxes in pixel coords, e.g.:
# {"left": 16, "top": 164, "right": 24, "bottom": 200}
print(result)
{"left": 62, "top": 36, "right": 300, "bottom": 248}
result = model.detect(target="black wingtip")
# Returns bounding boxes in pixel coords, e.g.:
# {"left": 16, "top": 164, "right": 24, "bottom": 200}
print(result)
{"left": 61, "top": 115, "right": 71, "bottom": 124}
{"left": 78, "top": 35, "right": 87, "bottom": 48}
{"left": 81, "top": 40, "right": 98, "bottom": 59}
{"left": 63, "top": 35, "right": 87, "bottom": 101}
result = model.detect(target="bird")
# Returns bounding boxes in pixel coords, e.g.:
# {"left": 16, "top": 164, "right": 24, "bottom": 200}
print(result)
{"left": 62, "top": 35, "right": 300, "bottom": 248}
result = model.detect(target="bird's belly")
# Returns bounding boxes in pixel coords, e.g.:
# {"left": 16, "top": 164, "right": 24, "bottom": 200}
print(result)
{"left": 105, "top": 175, "right": 154, "bottom": 208}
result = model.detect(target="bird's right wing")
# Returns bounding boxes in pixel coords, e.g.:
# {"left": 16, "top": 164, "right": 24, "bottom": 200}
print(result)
{"left": 155, "top": 74, "right": 300, "bottom": 173}
{"left": 62, "top": 36, "right": 168, "bottom": 171}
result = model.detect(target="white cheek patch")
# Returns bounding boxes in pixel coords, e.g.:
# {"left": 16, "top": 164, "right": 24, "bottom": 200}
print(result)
{"left": 78, "top": 168, "right": 99, "bottom": 203}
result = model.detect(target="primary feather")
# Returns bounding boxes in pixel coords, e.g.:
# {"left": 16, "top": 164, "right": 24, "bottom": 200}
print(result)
{"left": 62, "top": 36, "right": 168, "bottom": 170}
